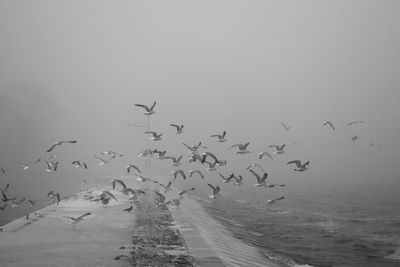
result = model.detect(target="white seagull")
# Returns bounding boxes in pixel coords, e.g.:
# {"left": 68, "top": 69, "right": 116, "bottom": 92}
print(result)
{"left": 266, "top": 196, "right": 285, "bottom": 204}
{"left": 229, "top": 142, "right": 250, "bottom": 154}
{"left": 211, "top": 131, "right": 227, "bottom": 142}
{"left": 63, "top": 212, "right": 91, "bottom": 228}
{"left": 249, "top": 169, "right": 268, "bottom": 187}
{"left": 101, "top": 151, "right": 124, "bottom": 157}
{"left": 280, "top": 122, "right": 291, "bottom": 131}
{"left": 287, "top": 160, "right": 310, "bottom": 172}
{"left": 161, "top": 155, "right": 183, "bottom": 166}
{"left": 269, "top": 144, "right": 286, "bottom": 154}
{"left": 125, "top": 164, "right": 142, "bottom": 173}
{"left": 208, "top": 184, "right": 220, "bottom": 199}
{"left": 322, "top": 121, "right": 335, "bottom": 130}
{"left": 144, "top": 131, "right": 163, "bottom": 141}
{"left": 134, "top": 101, "right": 156, "bottom": 115}
{"left": 170, "top": 124, "right": 184, "bottom": 134}
{"left": 188, "top": 169, "right": 204, "bottom": 179}
{"left": 171, "top": 170, "right": 186, "bottom": 180}
{"left": 47, "top": 140, "right": 77, "bottom": 153}
{"left": 347, "top": 120, "right": 365, "bottom": 126}
{"left": 258, "top": 151, "right": 274, "bottom": 160}
{"left": 94, "top": 155, "right": 116, "bottom": 166}
{"left": 218, "top": 172, "right": 235, "bottom": 184}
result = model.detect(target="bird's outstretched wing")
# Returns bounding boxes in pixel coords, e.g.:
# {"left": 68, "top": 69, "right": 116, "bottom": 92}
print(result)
{"left": 103, "top": 191, "right": 118, "bottom": 201}
{"left": 76, "top": 212, "right": 91, "bottom": 221}
{"left": 287, "top": 160, "right": 302, "bottom": 168}
{"left": 134, "top": 103, "right": 150, "bottom": 111}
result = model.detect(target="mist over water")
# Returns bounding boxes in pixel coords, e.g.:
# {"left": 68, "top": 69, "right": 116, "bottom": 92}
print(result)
{"left": 1, "top": 1, "right": 400, "bottom": 266}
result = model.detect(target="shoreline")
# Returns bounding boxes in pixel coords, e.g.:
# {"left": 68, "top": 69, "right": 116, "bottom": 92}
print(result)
{"left": 0, "top": 177, "right": 283, "bottom": 266}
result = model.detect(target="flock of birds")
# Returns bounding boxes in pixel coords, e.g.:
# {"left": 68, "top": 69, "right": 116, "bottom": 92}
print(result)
{"left": 0, "top": 100, "right": 381, "bottom": 228}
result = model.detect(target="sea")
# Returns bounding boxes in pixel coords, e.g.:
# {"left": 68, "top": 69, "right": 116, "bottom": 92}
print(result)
{"left": 1, "top": 174, "right": 400, "bottom": 267}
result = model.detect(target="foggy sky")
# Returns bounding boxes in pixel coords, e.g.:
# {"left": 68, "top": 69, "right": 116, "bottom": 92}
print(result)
{"left": 1, "top": 1, "right": 400, "bottom": 194}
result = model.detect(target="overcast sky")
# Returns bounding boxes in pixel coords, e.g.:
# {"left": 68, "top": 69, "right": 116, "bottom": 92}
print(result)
{"left": 1, "top": 1, "right": 400, "bottom": 195}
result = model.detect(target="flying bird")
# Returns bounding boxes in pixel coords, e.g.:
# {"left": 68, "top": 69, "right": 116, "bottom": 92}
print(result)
{"left": 351, "top": 136, "right": 359, "bottom": 141}
{"left": 211, "top": 131, "right": 227, "bottom": 142}
{"left": 102, "top": 190, "right": 118, "bottom": 202}
{"left": 122, "top": 205, "right": 134, "bottom": 212}
{"left": 18, "top": 162, "right": 31, "bottom": 170}
{"left": 280, "top": 122, "right": 291, "bottom": 131}
{"left": 144, "top": 131, "right": 163, "bottom": 141}
{"left": 208, "top": 184, "right": 220, "bottom": 199}
{"left": 249, "top": 169, "right": 268, "bottom": 187}
{"left": 134, "top": 101, "right": 156, "bottom": 115}
{"left": 229, "top": 142, "right": 250, "bottom": 154}
{"left": 183, "top": 142, "right": 207, "bottom": 152}
{"left": 63, "top": 212, "right": 91, "bottom": 228}
{"left": 171, "top": 170, "right": 186, "bottom": 180}
{"left": 322, "top": 121, "right": 335, "bottom": 130}
{"left": 179, "top": 187, "right": 195, "bottom": 196}
{"left": 233, "top": 175, "right": 244, "bottom": 186}
{"left": 0, "top": 183, "right": 9, "bottom": 192}
{"left": 161, "top": 155, "right": 183, "bottom": 166}
{"left": 153, "top": 149, "right": 167, "bottom": 159}
{"left": 347, "top": 120, "right": 365, "bottom": 126}
{"left": 94, "top": 155, "right": 116, "bottom": 165}
{"left": 170, "top": 124, "right": 184, "bottom": 134}
{"left": 269, "top": 144, "right": 286, "bottom": 154}
{"left": 101, "top": 151, "right": 124, "bottom": 157}
{"left": 1, "top": 168, "right": 5, "bottom": 174}
{"left": 258, "top": 151, "right": 274, "bottom": 160}
{"left": 47, "top": 140, "right": 77, "bottom": 153}
{"left": 72, "top": 161, "right": 88, "bottom": 170}
{"left": 287, "top": 160, "right": 310, "bottom": 172}
{"left": 188, "top": 169, "right": 204, "bottom": 179}
{"left": 218, "top": 172, "right": 235, "bottom": 184}
{"left": 112, "top": 179, "right": 127, "bottom": 190}
{"left": 266, "top": 196, "right": 285, "bottom": 204}
{"left": 160, "top": 181, "right": 172, "bottom": 193}
{"left": 125, "top": 164, "right": 142, "bottom": 173}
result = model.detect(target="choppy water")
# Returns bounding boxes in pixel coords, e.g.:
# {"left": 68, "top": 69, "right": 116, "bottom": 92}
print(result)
{"left": 197, "top": 182, "right": 400, "bottom": 267}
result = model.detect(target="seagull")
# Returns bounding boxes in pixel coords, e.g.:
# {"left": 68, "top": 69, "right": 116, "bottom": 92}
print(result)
{"left": 280, "top": 122, "right": 291, "bottom": 131}
{"left": 218, "top": 172, "right": 235, "bottom": 184}
{"left": 72, "top": 161, "right": 88, "bottom": 170}
{"left": 100, "top": 190, "right": 118, "bottom": 202}
{"left": 258, "top": 151, "right": 274, "bottom": 160}
{"left": 351, "top": 136, "right": 359, "bottom": 141}
{"left": 208, "top": 184, "right": 220, "bottom": 199}
{"left": 204, "top": 160, "right": 218, "bottom": 171}
{"left": 188, "top": 169, "right": 204, "bottom": 179}
{"left": 1, "top": 168, "right": 5, "bottom": 174}
{"left": 137, "top": 149, "right": 154, "bottom": 158}
{"left": 122, "top": 205, "right": 134, "bottom": 212}
{"left": 144, "top": 131, "right": 163, "bottom": 141}
{"left": 247, "top": 163, "right": 265, "bottom": 173}
{"left": 179, "top": 187, "right": 195, "bottom": 196}
{"left": 125, "top": 164, "right": 142, "bottom": 173}
{"left": 101, "top": 151, "right": 124, "bottom": 157}
{"left": 45, "top": 160, "right": 59, "bottom": 172}
{"left": 153, "top": 149, "right": 167, "bottom": 159}
{"left": 269, "top": 144, "right": 286, "bottom": 154}
{"left": 183, "top": 142, "right": 207, "bottom": 152}
{"left": 170, "top": 124, "right": 184, "bottom": 134}
{"left": 233, "top": 175, "right": 244, "bottom": 186}
{"left": 94, "top": 155, "right": 116, "bottom": 165}
{"left": 249, "top": 169, "right": 268, "bottom": 187}
{"left": 160, "top": 181, "right": 172, "bottom": 193}
{"left": 347, "top": 120, "right": 365, "bottom": 126}
{"left": 161, "top": 155, "right": 183, "bottom": 166}
{"left": 1, "top": 191, "right": 16, "bottom": 202}
{"left": 63, "top": 212, "right": 91, "bottom": 228}
{"left": 28, "top": 199, "right": 36, "bottom": 208}
{"left": 287, "top": 160, "right": 310, "bottom": 172}
{"left": 266, "top": 196, "right": 285, "bottom": 204}
{"left": 171, "top": 170, "right": 186, "bottom": 180}
{"left": 322, "top": 121, "right": 335, "bottom": 130}
{"left": 200, "top": 152, "right": 220, "bottom": 164}
{"left": 134, "top": 101, "right": 156, "bottom": 115}
{"left": 188, "top": 153, "right": 203, "bottom": 163}
{"left": 112, "top": 179, "right": 127, "bottom": 190}
{"left": 47, "top": 140, "right": 77, "bottom": 153}
{"left": 18, "top": 162, "right": 31, "bottom": 170}
{"left": 229, "top": 142, "right": 250, "bottom": 154}
{"left": 211, "top": 131, "right": 227, "bottom": 142}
